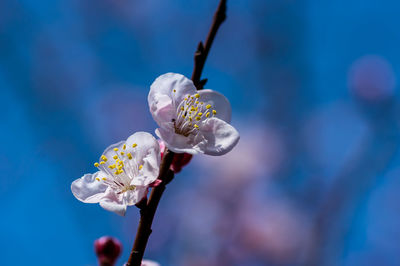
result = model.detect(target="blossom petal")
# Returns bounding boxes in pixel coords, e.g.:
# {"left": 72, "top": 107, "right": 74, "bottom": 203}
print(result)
{"left": 125, "top": 132, "right": 160, "bottom": 169}
{"left": 71, "top": 171, "right": 108, "bottom": 203}
{"left": 131, "top": 148, "right": 161, "bottom": 186}
{"left": 198, "top": 117, "right": 240, "bottom": 156}
{"left": 99, "top": 189, "right": 126, "bottom": 216}
{"left": 198, "top": 89, "right": 232, "bottom": 123}
{"left": 100, "top": 140, "right": 126, "bottom": 168}
{"left": 155, "top": 126, "right": 202, "bottom": 154}
{"left": 148, "top": 73, "right": 197, "bottom": 125}
{"left": 142, "top": 260, "right": 161, "bottom": 266}
{"left": 123, "top": 186, "right": 148, "bottom": 205}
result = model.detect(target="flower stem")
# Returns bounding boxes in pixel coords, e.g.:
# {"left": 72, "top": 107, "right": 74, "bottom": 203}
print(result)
{"left": 126, "top": 1, "right": 228, "bottom": 265}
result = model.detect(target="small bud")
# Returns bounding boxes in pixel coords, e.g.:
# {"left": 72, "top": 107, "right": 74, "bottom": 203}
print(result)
{"left": 158, "top": 140, "right": 192, "bottom": 173}
{"left": 94, "top": 236, "right": 122, "bottom": 266}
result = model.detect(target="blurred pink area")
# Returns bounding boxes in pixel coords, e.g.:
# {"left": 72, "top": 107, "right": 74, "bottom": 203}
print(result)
{"left": 348, "top": 54, "right": 396, "bottom": 102}
{"left": 147, "top": 121, "right": 312, "bottom": 265}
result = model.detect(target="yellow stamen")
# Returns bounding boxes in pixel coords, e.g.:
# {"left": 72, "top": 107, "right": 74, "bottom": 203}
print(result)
{"left": 94, "top": 162, "right": 99, "bottom": 167}
{"left": 95, "top": 177, "right": 100, "bottom": 181}
{"left": 113, "top": 148, "right": 118, "bottom": 152}
{"left": 194, "top": 124, "right": 199, "bottom": 129}
{"left": 195, "top": 117, "right": 201, "bottom": 121}
{"left": 173, "top": 89, "right": 176, "bottom": 92}
{"left": 108, "top": 164, "right": 116, "bottom": 169}
{"left": 212, "top": 110, "right": 217, "bottom": 115}
{"left": 127, "top": 153, "right": 132, "bottom": 160}
{"left": 139, "top": 165, "right": 143, "bottom": 170}
{"left": 113, "top": 155, "right": 118, "bottom": 160}
{"left": 132, "top": 143, "right": 137, "bottom": 148}
{"left": 206, "top": 112, "right": 210, "bottom": 117}
{"left": 194, "top": 93, "right": 200, "bottom": 98}
{"left": 197, "top": 112, "right": 203, "bottom": 116}
{"left": 100, "top": 161, "right": 106, "bottom": 165}
{"left": 120, "top": 151, "right": 125, "bottom": 155}
{"left": 123, "top": 144, "right": 126, "bottom": 150}
{"left": 206, "top": 104, "right": 212, "bottom": 109}
{"left": 101, "top": 155, "right": 107, "bottom": 161}
{"left": 102, "top": 177, "right": 107, "bottom": 181}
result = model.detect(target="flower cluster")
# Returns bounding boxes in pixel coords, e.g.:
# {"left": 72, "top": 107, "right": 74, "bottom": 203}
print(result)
{"left": 71, "top": 73, "right": 240, "bottom": 215}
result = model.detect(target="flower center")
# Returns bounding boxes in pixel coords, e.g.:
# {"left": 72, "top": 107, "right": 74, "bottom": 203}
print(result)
{"left": 173, "top": 93, "right": 217, "bottom": 137}
{"left": 93, "top": 144, "right": 143, "bottom": 194}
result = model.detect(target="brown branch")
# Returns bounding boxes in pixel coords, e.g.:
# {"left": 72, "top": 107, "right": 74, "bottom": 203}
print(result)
{"left": 125, "top": 1, "right": 228, "bottom": 265}
{"left": 126, "top": 151, "right": 175, "bottom": 266}
{"left": 191, "top": 0, "right": 227, "bottom": 90}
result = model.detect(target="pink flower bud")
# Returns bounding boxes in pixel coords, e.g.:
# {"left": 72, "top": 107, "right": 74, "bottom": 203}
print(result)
{"left": 158, "top": 140, "right": 193, "bottom": 173}
{"left": 94, "top": 236, "right": 122, "bottom": 266}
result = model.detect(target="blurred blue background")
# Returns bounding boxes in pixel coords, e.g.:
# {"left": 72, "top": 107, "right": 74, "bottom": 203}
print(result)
{"left": 1, "top": 0, "right": 400, "bottom": 265}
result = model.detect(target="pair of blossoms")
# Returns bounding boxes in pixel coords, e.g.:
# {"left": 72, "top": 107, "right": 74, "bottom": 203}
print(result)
{"left": 71, "top": 73, "right": 240, "bottom": 216}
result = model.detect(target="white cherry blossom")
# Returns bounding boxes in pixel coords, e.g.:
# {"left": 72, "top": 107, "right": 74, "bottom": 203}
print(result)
{"left": 71, "top": 132, "right": 160, "bottom": 216}
{"left": 148, "top": 73, "right": 239, "bottom": 155}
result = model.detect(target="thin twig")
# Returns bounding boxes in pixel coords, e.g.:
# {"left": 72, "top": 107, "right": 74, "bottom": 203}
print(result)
{"left": 126, "top": 1, "right": 228, "bottom": 265}
{"left": 191, "top": 0, "right": 227, "bottom": 90}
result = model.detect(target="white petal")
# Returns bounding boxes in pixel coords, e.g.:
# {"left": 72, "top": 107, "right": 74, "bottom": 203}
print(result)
{"left": 148, "top": 73, "right": 197, "bottom": 125}
{"left": 198, "top": 117, "right": 240, "bottom": 156}
{"left": 99, "top": 189, "right": 127, "bottom": 216}
{"left": 101, "top": 140, "right": 126, "bottom": 168}
{"left": 198, "top": 89, "right": 232, "bottom": 123}
{"left": 71, "top": 171, "right": 108, "bottom": 203}
{"left": 123, "top": 186, "right": 148, "bottom": 206}
{"left": 125, "top": 132, "right": 161, "bottom": 168}
{"left": 155, "top": 127, "right": 202, "bottom": 154}
{"left": 141, "top": 260, "right": 161, "bottom": 266}
{"left": 131, "top": 148, "right": 161, "bottom": 186}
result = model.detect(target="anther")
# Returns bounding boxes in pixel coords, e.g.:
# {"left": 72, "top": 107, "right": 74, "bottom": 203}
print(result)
{"left": 139, "top": 165, "right": 143, "bottom": 170}
{"left": 212, "top": 110, "right": 217, "bottom": 115}
{"left": 132, "top": 143, "right": 137, "bottom": 148}
{"left": 206, "top": 104, "right": 212, "bottom": 109}
{"left": 113, "top": 148, "right": 118, "bottom": 152}
{"left": 94, "top": 162, "right": 99, "bottom": 167}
